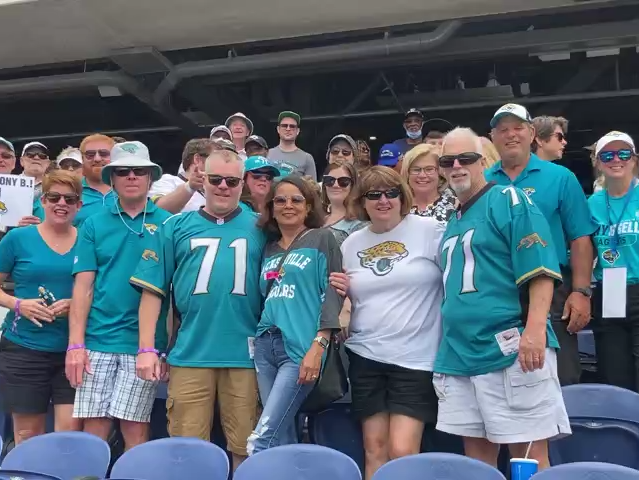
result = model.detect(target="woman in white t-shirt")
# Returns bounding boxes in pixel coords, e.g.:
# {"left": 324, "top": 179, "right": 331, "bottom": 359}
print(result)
{"left": 341, "top": 166, "right": 445, "bottom": 480}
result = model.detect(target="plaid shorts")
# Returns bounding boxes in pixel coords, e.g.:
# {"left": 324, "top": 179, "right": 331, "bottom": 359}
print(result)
{"left": 73, "top": 350, "right": 158, "bottom": 423}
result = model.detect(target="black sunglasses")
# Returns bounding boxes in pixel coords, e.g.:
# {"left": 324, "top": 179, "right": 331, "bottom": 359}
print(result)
{"left": 438, "top": 152, "right": 483, "bottom": 168}
{"left": 330, "top": 148, "right": 353, "bottom": 157}
{"left": 207, "top": 175, "right": 242, "bottom": 188}
{"left": 113, "top": 167, "right": 150, "bottom": 177}
{"left": 248, "top": 171, "right": 275, "bottom": 181}
{"left": 323, "top": 175, "right": 353, "bottom": 188}
{"left": 25, "top": 152, "right": 49, "bottom": 160}
{"left": 43, "top": 192, "right": 80, "bottom": 205}
{"left": 363, "top": 187, "right": 401, "bottom": 201}
{"left": 552, "top": 132, "right": 566, "bottom": 142}
{"left": 83, "top": 149, "right": 111, "bottom": 160}
{"left": 59, "top": 159, "right": 82, "bottom": 170}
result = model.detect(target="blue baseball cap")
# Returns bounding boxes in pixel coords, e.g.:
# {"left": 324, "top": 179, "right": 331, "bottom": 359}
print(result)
{"left": 244, "top": 155, "right": 280, "bottom": 177}
{"left": 378, "top": 144, "right": 402, "bottom": 166}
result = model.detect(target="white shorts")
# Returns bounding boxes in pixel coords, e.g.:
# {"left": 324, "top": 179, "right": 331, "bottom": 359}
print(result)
{"left": 73, "top": 350, "right": 158, "bottom": 423}
{"left": 433, "top": 349, "right": 571, "bottom": 444}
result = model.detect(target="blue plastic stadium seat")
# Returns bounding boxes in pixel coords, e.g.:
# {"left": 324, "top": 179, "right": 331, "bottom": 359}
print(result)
{"left": 1, "top": 431, "right": 110, "bottom": 479}
{"left": 109, "top": 437, "right": 229, "bottom": 480}
{"left": 372, "top": 452, "right": 505, "bottom": 480}
{"left": 234, "top": 444, "right": 361, "bottom": 480}
{"left": 550, "top": 384, "right": 639, "bottom": 468}
{"left": 533, "top": 462, "right": 639, "bottom": 479}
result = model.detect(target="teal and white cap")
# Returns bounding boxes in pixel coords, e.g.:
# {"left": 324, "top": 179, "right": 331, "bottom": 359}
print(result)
{"left": 490, "top": 103, "right": 532, "bottom": 128}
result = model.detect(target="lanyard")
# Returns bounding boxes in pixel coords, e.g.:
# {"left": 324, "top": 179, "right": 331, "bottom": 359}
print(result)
{"left": 606, "top": 180, "right": 638, "bottom": 253}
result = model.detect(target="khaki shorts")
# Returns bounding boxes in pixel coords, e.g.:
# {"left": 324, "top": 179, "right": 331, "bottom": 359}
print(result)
{"left": 167, "top": 367, "right": 258, "bottom": 456}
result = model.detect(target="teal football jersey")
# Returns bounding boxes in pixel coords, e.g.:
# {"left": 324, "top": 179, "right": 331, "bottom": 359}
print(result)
{"left": 257, "top": 228, "right": 343, "bottom": 364}
{"left": 131, "top": 207, "right": 266, "bottom": 368}
{"left": 435, "top": 183, "right": 562, "bottom": 376}
{"left": 589, "top": 183, "right": 639, "bottom": 284}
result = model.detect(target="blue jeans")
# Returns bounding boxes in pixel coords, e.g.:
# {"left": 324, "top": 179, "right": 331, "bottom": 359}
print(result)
{"left": 247, "top": 329, "right": 313, "bottom": 455}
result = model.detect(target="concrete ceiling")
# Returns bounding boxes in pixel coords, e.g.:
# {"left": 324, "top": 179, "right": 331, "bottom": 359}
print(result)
{"left": 0, "top": 0, "right": 619, "bottom": 70}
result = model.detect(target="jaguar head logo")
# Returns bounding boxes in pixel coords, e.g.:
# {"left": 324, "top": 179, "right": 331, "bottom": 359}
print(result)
{"left": 0, "top": 200, "right": 7, "bottom": 214}
{"left": 602, "top": 249, "right": 620, "bottom": 265}
{"left": 144, "top": 223, "right": 158, "bottom": 235}
{"left": 357, "top": 241, "right": 409, "bottom": 276}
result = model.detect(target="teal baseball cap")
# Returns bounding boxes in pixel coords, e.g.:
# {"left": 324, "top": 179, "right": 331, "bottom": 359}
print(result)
{"left": 244, "top": 155, "right": 280, "bottom": 177}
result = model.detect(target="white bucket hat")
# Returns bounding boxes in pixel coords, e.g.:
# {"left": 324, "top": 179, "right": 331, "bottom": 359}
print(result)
{"left": 101, "top": 141, "right": 162, "bottom": 184}
{"left": 225, "top": 112, "right": 254, "bottom": 136}
{"left": 56, "top": 148, "right": 83, "bottom": 166}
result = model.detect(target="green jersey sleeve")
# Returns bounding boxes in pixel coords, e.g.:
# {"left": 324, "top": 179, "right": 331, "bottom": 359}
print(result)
{"left": 130, "top": 214, "right": 178, "bottom": 297}
{"left": 492, "top": 185, "right": 562, "bottom": 286}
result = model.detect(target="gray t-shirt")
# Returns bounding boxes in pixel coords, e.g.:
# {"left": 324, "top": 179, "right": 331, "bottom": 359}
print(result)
{"left": 268, "top": 146, "right": 317, "bottom": 180}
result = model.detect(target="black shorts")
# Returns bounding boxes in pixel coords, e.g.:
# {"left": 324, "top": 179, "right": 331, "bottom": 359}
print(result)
{"left": 0, "top": 337, "right": 75, "bottom": 414}
{"left": 346, "top": 349, "right": 438, "bottom": 424}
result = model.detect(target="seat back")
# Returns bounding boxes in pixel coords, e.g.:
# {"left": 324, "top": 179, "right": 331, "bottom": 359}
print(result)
{"left": 1, "top": 431, "right": 110, "bottom": 480}
{"left": 0, "top": 470, "right": 62, "bottom": 480}
{"left": 532, "top": 462, "right": 639, "bottom": 479}
{"left": 372, "top": 452, "right": 505, "bottom": 480}
{"left": 308, "top": 406, "right": 364, "bottom": 471}
{"left": 234, "top": 444, "right": 361, "bottom": 480}
{"left": 562, "top": 384, "right": 639, "bottom": 423}
{"left": 109, "top": 437, "right": 229, "bottom": 480}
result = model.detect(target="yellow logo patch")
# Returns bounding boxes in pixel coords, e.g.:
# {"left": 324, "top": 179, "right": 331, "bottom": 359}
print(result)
{"left": 357, "top": 240, "right": 409, "bottom": 276}
{"left": 0, "top": 199, "right": 8, "bottom": 214}
{"left": 142, "top": 249, "right": 159, "bottom": 262}
{"left": 144, "top": 223, "right": 158, "bottom": 235}
{"left": 517, "top": 233, "right": 547, "bottom": 251}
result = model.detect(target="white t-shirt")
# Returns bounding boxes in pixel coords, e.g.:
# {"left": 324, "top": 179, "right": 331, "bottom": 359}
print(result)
{"left": 148, "top": 174, "right": 205, "bottom": 213}
{"left": 342, "top": 214, "right": 445, "bottom": 371}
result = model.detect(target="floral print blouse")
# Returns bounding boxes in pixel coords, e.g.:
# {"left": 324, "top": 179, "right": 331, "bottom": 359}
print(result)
{"left": 409, "top": 188, "right": 457, "bottom": 222}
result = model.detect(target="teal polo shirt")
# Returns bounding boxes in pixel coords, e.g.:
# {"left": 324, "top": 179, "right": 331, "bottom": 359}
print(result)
{"left": 485, "top": 154, "right": 596, "bottom": 267}
{"left": 73, "top": 200, "right": 171, "bottom": 355}
{"left": 74, "top": 178, "right": 118, "bottom": 227}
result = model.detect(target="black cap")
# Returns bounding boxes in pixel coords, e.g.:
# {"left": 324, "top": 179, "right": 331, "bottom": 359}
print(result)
{"left": 245, "top": 135, "right": 268, "bottom": 150}
{"left": 404, "top": 108, "right": 424, "bottom": 120}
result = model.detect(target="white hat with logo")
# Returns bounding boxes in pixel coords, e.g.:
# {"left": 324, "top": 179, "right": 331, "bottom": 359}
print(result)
{"left": 490, "top": 103, "right": 533, "bottom": 128}
{"left": 595, "top": 131, "right": 636, "bottom": 157}
{"left": 101, "top": 141, "right": 162, "bottom": 184}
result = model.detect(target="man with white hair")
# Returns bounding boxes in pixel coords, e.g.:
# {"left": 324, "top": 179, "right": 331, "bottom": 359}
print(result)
{"left": 66, "top": 141, "right": 171, "bottom": 451}
{"left": 485, "top": 104, "right": 596, "bottom": 386}
{"left": 434, "top": 127, "right": 570, "bottom": 470}
{"left": 225, "top": 112, "right": 253, "bottom": 160}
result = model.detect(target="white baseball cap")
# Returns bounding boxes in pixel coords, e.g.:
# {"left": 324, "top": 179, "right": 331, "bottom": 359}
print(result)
{"left": 101, "top": 141, "right": 162, "bottom": 184}
{"left": 490, "top": 103, "right": 533, "bottom": 128}
{"left": 209, "top": 125, "right": 232, "bottom": 140}
{"left": 56, "top": 148, "right": 83, "bottom": 166}
{"left": 595, "top": 131, "right": 636, "bottom": 157}
{"left": 21, "top": 141, "right": 48, "bottom": 156}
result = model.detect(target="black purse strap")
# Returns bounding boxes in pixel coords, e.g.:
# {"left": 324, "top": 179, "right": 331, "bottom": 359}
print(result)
{"left": 264, "top": 229, "right": 312, "bottom": 299}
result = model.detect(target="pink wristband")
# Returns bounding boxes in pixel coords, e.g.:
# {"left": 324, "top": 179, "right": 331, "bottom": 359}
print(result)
{"left": 138, "top": 348, "right": 159, "bottom": 355}
{"left": 67, "top": 344, "right": 85, "bottom": 352}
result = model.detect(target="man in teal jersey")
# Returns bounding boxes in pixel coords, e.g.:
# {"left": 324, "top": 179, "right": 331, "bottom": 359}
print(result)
{"left": 485, "top": 103, "right": 596, "bottom": 386}
{"left": 435, "top": 128, "right": 570, "bottom": 470}
{"left": 65, "top": 141, "right": 170, "bottom": 451}
{"left": 132, "top": 149, "right": 265, "bottom": 471}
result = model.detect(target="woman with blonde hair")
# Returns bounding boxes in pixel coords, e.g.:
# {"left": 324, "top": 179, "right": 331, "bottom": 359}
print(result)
{"left": 401, "top": 144, "right": 457, "bottom": 222}
{"left": 480, "top": 137, "right": 500, "bottom": 169}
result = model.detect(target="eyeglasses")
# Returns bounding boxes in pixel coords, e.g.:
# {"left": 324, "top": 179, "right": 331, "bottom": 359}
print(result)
{"left": 551, "top": 132, "right": 566, "bottom": 142}
{"left": 323, "top": 176, "right": 353, "bottom": 188}
{"left": 0, "top": 152, "right": 15, "bottom": 160}
{"left": 83, "top": 149, "right": 111, "bottom": 160}
{"left": 43, "top": 192, "right": 80, "bottom": 205}
{"left": 273, "top": 194, "right": 306, "bottom": 206}
{"left": 25, "top": 152, "right": 49, "bottom": 160}
{"left": 113, "top": 167, "right": 150, "bottom": 177}
{"left": 330, "top": 148, "right": 353, "bottom": 157}
{"left": 599, "top": 149, "right": 634, "bottom": 163}
{"left": 408, "top": 166, "right": 438, "bottom": 175}
{"left": 279, "top": 123, "right": 298, "bottom": 130}
{"left": 248, "top": 171, "right": 274, "bottom": 181}
{"left": 438, "top": 152, "right": 483, "bottom": 168}
{"left": 207, "top": 175, "right": 242, "bottom": 188}
{"left": 363, "top": 187, "right": 401, "bottom": 201}
{"left": 58, "top": 159, "right": 82, "bottom": 171}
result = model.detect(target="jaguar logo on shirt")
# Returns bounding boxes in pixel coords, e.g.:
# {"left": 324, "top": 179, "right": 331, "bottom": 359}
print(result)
{"left": 142, "top": 249, "right": 159, "bottom": 262}
{"left": 0, "top": 199, "right": 8, "bottom": 214}
{"left": 602, "top": 249, "right": 620, "bottom": 265}
{"left": 517, "top": 233, "right": 547, "bottom": 250}
{"left": 358, "top": 241, "right": 409, "bottom": 277}
{"left": 144, "top": 223, "right": 158, "bottom": 235}
{"left": 522, "top": 187, "right": 536, "bottom": 196}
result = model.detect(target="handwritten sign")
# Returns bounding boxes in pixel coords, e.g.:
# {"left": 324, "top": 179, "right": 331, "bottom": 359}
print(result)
{"left": 0, "top": 174, "right": 35, "bottom": 228}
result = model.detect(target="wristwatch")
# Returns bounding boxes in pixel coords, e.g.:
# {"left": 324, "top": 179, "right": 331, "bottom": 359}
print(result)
{"left": 314, "top": 336, "right": 329, "bottom": 349}
{"left": 573, "top": 287, "right": 593, "bottom": 298}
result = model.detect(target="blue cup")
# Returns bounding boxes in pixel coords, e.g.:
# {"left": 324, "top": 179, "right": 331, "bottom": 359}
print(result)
{"left": 510, "top": 458, "right": 539, "bottom": 480}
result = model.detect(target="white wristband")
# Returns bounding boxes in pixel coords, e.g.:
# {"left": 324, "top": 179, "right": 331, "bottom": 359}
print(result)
{"left": 184, "top": 183, "right": 195, "bottom": 195}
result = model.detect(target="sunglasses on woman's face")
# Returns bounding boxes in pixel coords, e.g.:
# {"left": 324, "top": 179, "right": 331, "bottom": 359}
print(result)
{"left": 438, "top": 152, "right": 483, "bottom": 169}
{"left": 330, "top": 148, "right": 353, "bottom": 157}
{"left": 249, "top": 171, "right": 274, "bottom": 181}
{"left": 552, "top": 132, "right": 566, "bottom": 143}
{"left": 113, "top": 167, "right": 150, "bottom": 177}
{"left": 323, "top": 175, "right": 352, "bottom": 188}
{"left": 273, "top": 195, "right": 306, "bottom": 207}
{"left": 207, "top": 175, "right": 242, "bottom": 188}
{"left": 43, "top": 192, "right": 80, "bottom": 205}
{"left": 363, "top": 187, "right": 401, "bottom": 201}
{"left": 599, "top": 149, "right": 633, "bottom": 163}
